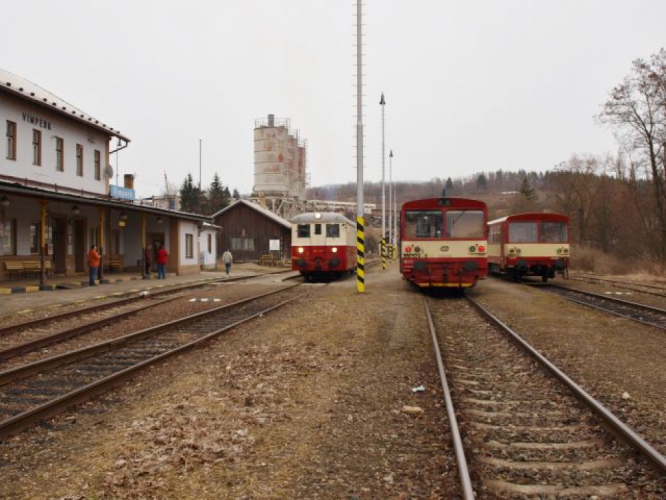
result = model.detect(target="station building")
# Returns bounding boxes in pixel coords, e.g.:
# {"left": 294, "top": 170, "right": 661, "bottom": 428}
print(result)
{"left": 0, "top": 68, "right": 212, "bottom": 283}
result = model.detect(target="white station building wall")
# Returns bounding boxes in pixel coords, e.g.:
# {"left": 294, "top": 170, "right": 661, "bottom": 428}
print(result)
{"left": 0, "top": 95, "right": 110, "bottom": 195}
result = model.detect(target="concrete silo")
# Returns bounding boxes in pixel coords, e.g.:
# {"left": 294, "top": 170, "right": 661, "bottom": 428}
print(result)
{"left": 253, "top": 114, "right": 307, "bottom": 200}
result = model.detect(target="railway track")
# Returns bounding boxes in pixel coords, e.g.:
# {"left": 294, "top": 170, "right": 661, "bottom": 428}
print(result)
{"left": 569, "top": 273, "right": 666, "bottom": 299}
{"left": 536, "top": 284, "right": 666, "bottom": 331}
{"left": 0, "top": 270, "right": 295, "bottom": 366}
{"left": 0, "top": 284, "right": 303, "bottom": 439}
{"left": 424, "top": 296, "right": 666, "bottom": 498}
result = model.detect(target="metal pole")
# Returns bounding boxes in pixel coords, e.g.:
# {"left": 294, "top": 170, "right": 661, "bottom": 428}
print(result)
{"left": 355, "top": 0, "right": 365, "bottom": 293}
{"left": 199, "top": 139, "right": 202, "bottom": 190}
{"left": 389, "top": 148, "right": 393, "bottom": 259}
{"left": 380, "top": 93, "right": 386, "bottom": 270}
{"left": 391, "top": 150, "right": 396, "bottom": 248}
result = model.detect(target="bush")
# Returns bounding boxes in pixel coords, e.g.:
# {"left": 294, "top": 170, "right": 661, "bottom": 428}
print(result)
{"left": 571, "top": 244, "right": 629, "bottom": 274}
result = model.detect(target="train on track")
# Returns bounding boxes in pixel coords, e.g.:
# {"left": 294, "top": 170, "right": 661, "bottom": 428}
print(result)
{"left": 487, "top": 212, "right": 569, "bottom": 282}
{"left": 291, "top": 212, "right": 357, "bottom": 281}
{"left": 399, "top": 197, "right": 488, "bottom": 288}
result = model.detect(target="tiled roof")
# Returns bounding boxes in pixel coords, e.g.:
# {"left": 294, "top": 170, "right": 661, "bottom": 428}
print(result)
{"left": 0, "top": 68, "right": 130, "bottom": 142}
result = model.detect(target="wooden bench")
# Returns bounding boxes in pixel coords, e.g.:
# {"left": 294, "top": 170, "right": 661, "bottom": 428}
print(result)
{"left": 259, "top": 254, "right": 273, "bottom": 266}
{"left": 3, "top": 261, "right": 24, "bottom": 280}
{"left": 108, "top": 256, "right": 125, "bottom": 272}
{"left": 23, "top": 260, "right": 52, "bottom": 277}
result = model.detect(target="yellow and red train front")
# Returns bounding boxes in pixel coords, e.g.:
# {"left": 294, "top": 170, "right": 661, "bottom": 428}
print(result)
{"left": 400, "top": 198, "right": 488, "bottom": 288}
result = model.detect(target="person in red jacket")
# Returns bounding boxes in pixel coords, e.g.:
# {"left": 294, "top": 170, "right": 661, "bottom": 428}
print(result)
{"left": 88, "top": 244, "right": 101, "bottom": 286}
{"left": 156, "top": 242, "right": 168, "bottom": 279}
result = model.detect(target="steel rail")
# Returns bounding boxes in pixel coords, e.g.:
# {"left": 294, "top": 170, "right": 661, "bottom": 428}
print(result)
{"left": 0, "top": 284, "right": 300, "bottom": 387}
{"left": 0, "top": 294, "right": 298, "bottom": 439}
{"left": 466, "top": 296, "right": 666, "bottom": 474}
{"left": 0, "top": 269, "right": 296, "bottom": 338}
{"left": 423, "top": 298, "right": 475, "bottom": 499}
{"left": 539, "top": 284, "right": 666, "bottom": 331}
{"left": 0, "top": 294, "right": 186, "bottom": 361}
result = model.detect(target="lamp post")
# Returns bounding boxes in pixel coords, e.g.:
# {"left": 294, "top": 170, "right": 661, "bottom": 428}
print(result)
{"left": 380, "top": 93, "right": 386, "bottom": 270}
{"left": 355, "top": 0, "right": 365, "bottom": 293}
{"left": 388, "top": 149, "right": 393, "bottom": 257}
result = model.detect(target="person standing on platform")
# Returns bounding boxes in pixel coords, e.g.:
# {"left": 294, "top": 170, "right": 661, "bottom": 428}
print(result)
{"left": 222, "top": 249, "right": 233, "bottom": 275}
{"left": 144, "top": 246, "right": 153, "bottom": 278}
{"left": 156, "top": 242, "right": 169, "bottom": 279}
{"left": 88, "top": 244, "right": 100, "bottom": 286}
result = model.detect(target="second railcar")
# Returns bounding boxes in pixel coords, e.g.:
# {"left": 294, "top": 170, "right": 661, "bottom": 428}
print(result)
{"left": 487, "top": 212, "right": 570, "bottom": 282}
{"left": 400, "top": 197, "right": 488, "bottom": 288}
{"left": 291, "top": 212, "right": 357, "bottom": 281}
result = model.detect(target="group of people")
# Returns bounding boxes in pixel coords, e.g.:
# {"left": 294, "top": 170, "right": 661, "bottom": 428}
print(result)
{"left": 143, "top": 243, "right": 169, "bottom": 279}
{"left": 88, "top": 242, "right": 169, "bottom": 286}
{"left": 88, "top": 244, "right": 234, "bottom": 286}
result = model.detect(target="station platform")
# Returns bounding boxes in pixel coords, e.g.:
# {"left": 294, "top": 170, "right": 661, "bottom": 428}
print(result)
{"left": 0, "top": 264, "right": 281, "bottom": 319}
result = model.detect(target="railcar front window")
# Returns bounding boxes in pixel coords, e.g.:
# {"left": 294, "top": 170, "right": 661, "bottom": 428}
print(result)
{"left": 314, "top": 224, "right": 322, "bottom": 235}
{"left": 404, "top": 210, "right": 443, "bottom": 239}
{"left": 326, "top": 224, "right": 340, "bottom": 238}
{"left": 541, "top": 222, "right": 567, "bottom": 243}
{"left": 509, "top": 222, "right": 537, "bottom": 243}
{"left": 297, "top": 224, "right": 310, "bottom": 238}
{"left": 446, "top": 211, "right": 485, "bottom": 238}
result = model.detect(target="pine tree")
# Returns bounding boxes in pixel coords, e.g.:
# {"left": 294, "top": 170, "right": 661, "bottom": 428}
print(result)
{"left": 476, "top": 173, "right": 488, "bottom": 191}
{"left": 179, "top": 173, "right": 203, "bottom": 213}
{"left": 519, "top": 176, "right": 538, "bottom": 201}
{"left": 232, "top": 188, "right": 240, "bottom": 200}
{"left": 207, "top": 172, "right": 230, "bottom": 214}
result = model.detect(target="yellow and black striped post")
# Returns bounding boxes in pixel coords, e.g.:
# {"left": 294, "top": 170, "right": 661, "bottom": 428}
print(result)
{"left": 381, "top": 237, "right": 386, "bottom": 270}
{"left": 357, "top": 216, "right": 365, "bottom": 292}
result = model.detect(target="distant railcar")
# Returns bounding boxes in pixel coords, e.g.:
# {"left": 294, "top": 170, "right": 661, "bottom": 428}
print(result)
{"left": 400, "top": 197, "right": 488, "bottom": 288}
{"left": 291, "top": 212, "right": 357, "bottom": 281}
{"left": 487, "top": 212, "right": 570, "bottom": 282}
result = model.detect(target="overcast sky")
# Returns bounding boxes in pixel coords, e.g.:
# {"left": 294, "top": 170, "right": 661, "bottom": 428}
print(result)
{"left": 3, "top": 1, "right": 666, "bottom": 198}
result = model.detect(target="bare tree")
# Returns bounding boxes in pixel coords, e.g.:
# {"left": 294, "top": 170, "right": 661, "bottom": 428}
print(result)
{"left": 600, "top": 48, "right": 666, "bottom": 260}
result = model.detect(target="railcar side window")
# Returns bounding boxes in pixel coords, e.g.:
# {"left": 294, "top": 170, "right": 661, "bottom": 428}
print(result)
{"left": 404, "top": 210, "right": 443, "bottom": 239}
{"left": 315, "top": 224, "right": 322, "bottom": 235}
{"left": 509, "top": 222, "right": 537, "bottom": 243}
{"left": 326, "top": 224, "right": 340, "bottom": 238}
{"left": 297, "top": 224, "right": 310, "bottom": 238}
{"left": 446, "top": 211, "right": 485, "bottom": 238}
{"left": 541, "top": 222, "right": 567, "bottom": 243}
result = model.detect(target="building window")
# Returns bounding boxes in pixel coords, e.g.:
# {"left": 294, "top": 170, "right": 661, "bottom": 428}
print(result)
{"left": 55, "top": 137, "right": 64, "bottom": 171}
{"left": 29, "top": 222, "right": 40, "bottom": 254}
{"left": 32, "top": 129, "right": 42, "bottom": 166}
{"left": 207, "top": 233, "right": 212, "bottom": 253}
{"left": 76, "top": 144, "right": 83, "bottom": 176}
{"left": 185, "top": 233, "right": 194, "bottom": 258}
{"left": 94, "top": 150, "right": 101, "bottom": 180}
{"left": 231, "top": 237, "right": 254, "bottom": 251}
{"left": 1, "top": 219, "right": 17, "bottom": 255}
{"left": 6, "top": 121, "right": 16, "bottom": 160}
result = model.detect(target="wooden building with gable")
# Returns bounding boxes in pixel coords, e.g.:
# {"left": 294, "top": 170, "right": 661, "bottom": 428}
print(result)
{"left": 212, "top": 199, "right": 291, "bottom": 263}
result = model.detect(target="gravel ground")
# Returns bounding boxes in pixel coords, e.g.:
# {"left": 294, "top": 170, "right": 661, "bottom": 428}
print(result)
{"left": 0, "top": 264, "right": 460, "bottom": 499}
{"left": 474, "top": 277, "right": 666, "bottom": 456}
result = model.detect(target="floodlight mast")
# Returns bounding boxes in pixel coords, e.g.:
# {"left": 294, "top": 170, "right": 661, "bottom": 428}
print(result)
{"left": 355, "top": 0, "right": 365, "bottom": 293}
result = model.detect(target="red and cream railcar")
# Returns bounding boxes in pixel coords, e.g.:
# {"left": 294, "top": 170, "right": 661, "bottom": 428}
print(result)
{"left": 400, "top": 197, "right": 488, "bottom": 289}
{"left": 487, "top": 212, "right": 570, "bottom": 282}
{"left": 291, "top": 212, "right": 357, "bottom": 281}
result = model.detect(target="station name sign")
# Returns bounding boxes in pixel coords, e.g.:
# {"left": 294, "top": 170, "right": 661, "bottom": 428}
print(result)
{"left": 22, "top": 113, "right": 52, "bottom": 130}
{"left": 110, "top": 185, "right": 135, "bottom": 201}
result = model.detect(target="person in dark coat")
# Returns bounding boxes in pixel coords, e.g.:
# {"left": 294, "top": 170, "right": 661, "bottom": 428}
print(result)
{"left": 144, "top": 246, "right": 153, "bottom": 278}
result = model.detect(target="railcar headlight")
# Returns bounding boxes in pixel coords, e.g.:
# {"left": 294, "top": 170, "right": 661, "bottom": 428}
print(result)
{"left": 331, "top": 247, "right": 338, "bottom": 253}
{"left": 509, "top": 248, "right": 515, "bottom": 254}
{"left": 478, "top": 245, "right": 485, "bottom": 252}
{"left": 557, "top": 248, "right": 562, "bottom": 254}
{"left": 298, "top": 247, "right": 304, "bottom": 254}
{"left": 469, "top": 245, "right": 476, "bottom": 252}
{"left": 563, "top": 248, "right": 569, "bottom": 254}
{"left": 414, "top": 246, "right": 421, "bottom": 253}
{"left": 405, "top": 246, "right": 412, "bottom": 252}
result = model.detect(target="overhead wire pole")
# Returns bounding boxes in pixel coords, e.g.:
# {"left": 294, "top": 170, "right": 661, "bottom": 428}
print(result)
{"left": 388, "top": 148, "right": 393, "bottom": 260}
{"left": 391, "top": 150, "right": 396, "bottom": 251}
{"left": 380, "top": 93, "right": 386, "bottom": 270}
{"left": 355, "top": 0, "right": 365, "bottom": 293}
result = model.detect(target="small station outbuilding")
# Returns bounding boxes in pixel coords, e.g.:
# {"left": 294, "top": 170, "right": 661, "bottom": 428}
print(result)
{"left": 212, "top": 199, "right": 291, "bottom": 263}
